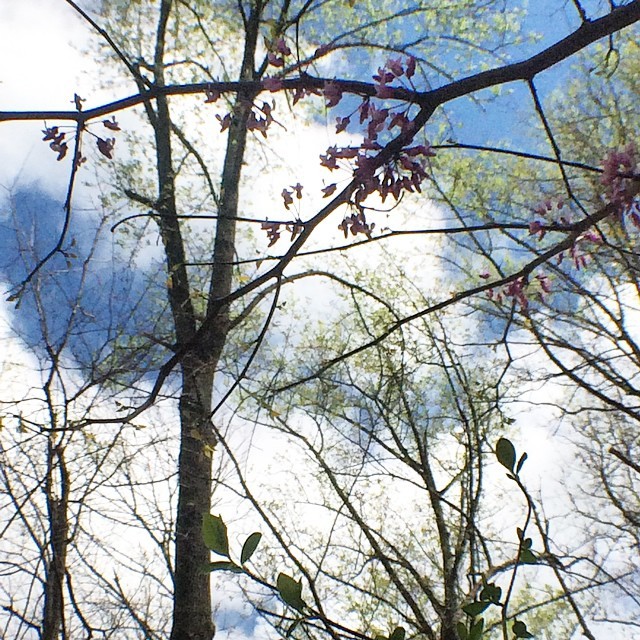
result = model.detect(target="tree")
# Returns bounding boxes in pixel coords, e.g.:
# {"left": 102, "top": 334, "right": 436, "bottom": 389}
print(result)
{"left": 1, "top": 1, "right": 640, "bottom": 638}
{"left": 0, "top": 191, "right": 171, "bottom": 637}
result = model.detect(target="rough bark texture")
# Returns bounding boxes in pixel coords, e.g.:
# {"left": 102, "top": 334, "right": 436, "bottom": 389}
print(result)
{"left": 172, "top": 359, "right": 216, "bottom": 640}
{"left": 41, "top": 443, "right": 69, "bottom": 640}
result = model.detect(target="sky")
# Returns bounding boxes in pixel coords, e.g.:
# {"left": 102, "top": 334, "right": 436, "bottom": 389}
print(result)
{"left": 1, "top": 1, "right": 638, "bottom": 639}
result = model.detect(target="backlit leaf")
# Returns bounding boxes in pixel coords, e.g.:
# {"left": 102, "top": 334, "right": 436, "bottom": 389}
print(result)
{"left": 496, "top": 437, "right": 516, "bottom": 472}
{"left": 277, "top": 572, "right": 306, "bottom": 612}
{"left": 202, "top": 513, "right": 229, "bottom": 557}
{"left": 463, "top": 601, "right": 490, "bottom": 617}
{"left": 241, "top": 532, "right": 262, "bottom": 564}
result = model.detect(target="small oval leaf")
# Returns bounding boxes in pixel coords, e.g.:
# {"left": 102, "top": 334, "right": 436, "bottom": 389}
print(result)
{"left": 277, "top": 572, "right": 306, "bottom": 612}
{"left": 456, "top": 622, "right": 468, "bottom": 640}
{"left": 202, "top": 513, "right": 229, "bottom": 557}
{"left": 463, "top": 601, "right": 490, "bottom": 617}
{"left": 241, "top": 532, "right": 262, "bottom": 564}
{"left": 496, "top": 438, "right": 516, "bottom": 472}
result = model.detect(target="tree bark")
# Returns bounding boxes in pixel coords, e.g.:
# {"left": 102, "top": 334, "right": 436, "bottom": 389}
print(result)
{"left": 42, "top": 443, "right": 69, "bottom": 640}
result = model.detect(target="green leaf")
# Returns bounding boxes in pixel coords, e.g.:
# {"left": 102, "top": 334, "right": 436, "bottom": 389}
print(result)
{"left": 515, "top": 452, "right": 528, "bottom": 474}
{"left": 277, "top": 572, "right": 307, "bottom": 612}
{"left": 496, "top": 438, "right": 516, "bottom": 472}
{"left": 512, "top": 620, "right": 534, "bottom": 638}
{"left": 389, "top": 627, "right": 406, "bottom": 640}
{"left": 469, "top": 618, "right": 485, "bottom": 640}
{"left": 480, "top": 583, "right": 502, "bottom": 604}
{"left": 463, "top": 601, "right": 490, "bottom": 617}
{"left": 241, "top": 532, "right": 262, "bottom": 564}
{"left": 202, "top": 513, "right": 229, "bottom": 557}
{"left": 205, "top": 560, "right": 243, "bottom": 573}
{"left": 519, "top": 549, "right": 538, "bottom": 565}
{"left": 456, "top": 622, "right": 468, "bottom": 640}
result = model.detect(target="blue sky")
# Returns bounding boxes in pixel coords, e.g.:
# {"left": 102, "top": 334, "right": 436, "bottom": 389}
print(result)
{"left": 0, "top": 0, "right": 604, "bottom": 354}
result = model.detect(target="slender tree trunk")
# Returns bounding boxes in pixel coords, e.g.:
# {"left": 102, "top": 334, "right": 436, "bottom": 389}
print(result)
{"left": 141, "top": 2, "right": 261, "bottom": 637}
{"left": 42, "top": 443, "right": 69, "bottom": 640}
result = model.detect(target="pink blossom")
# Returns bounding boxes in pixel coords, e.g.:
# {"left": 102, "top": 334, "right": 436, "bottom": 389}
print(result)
{"left": 387, "top": 57, "right": 404, "bottom": 77}
{"left": 406, "top": 56, "right": 416, "bottom": 79}
{"left": 322, "top": 184, "right": 337, "bottom": 198}
{"left": 267, "top": 52, "right": 284, "bottom": 67}
{"left": 97, "top": 137, "right": 115, "bottom": 159}
{"left": 52, "top": 141, "right": 68, "bottom": 161}
{"left": 505, "top": 277, "right": 528, "bottom": 308}
{"left": 338, "top": 211, "right": 375, "bottom": 239}
{"left": 323, "top": 81, "right": 343, "bottom": 108}
{"left": 570, "top": 244, "right": 589, "bottom": 270}
{"left": 281, "top": 188, "right": 294, "bottom": 209}
{"left": 529, "top": 220, "right": 545, "bottom": 238}
{"left": 359, "top": 99, "right": 370, "bottom": 124}
{"left": 42, "top": 126, "right": 61, "bottom": 141}
{"left": 319, "top": 153, "right": 338, "bottom": 171}
{"left": 286, "top": 221, "right": 304, "bottom": 241}
{"left": 389, "top": 112, "right": 409, "bottom": 131}
{"left": 332, "top": 146, "right": 359, "bottom": 159}
{"left": 335, "top": 116, "right": 350, "bottom": 133}
{"left": 292, "top": 87, "right": 310, "bottom": 105}
{"left": 247, "top": 113, "right": 269, "bottom": 138}
{"left": 103, "top": 117, "right": 121, "bottom": 131}
{"left": 536, "top": 273, "right": 552, "bottom": 294}
{"left": 216, "top": 113, "right": 232, "bottom": 131}
{"left": 581, "top": 230, "right": 602, "bottom": 244}
{"left": 373, "top": 68, "right": 395, "bottom": 84}
{"left": 261, "top": 221, "right": 281, "bottom": 246}
{"left": 276, "top": 38, "right": 291, "bottom": 56}
{"left": 601, "top": 143, "right": 638, "bottom": 208}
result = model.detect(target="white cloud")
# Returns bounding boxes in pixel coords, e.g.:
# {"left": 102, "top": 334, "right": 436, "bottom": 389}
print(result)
{"left": 0, "top": 1, "right": 88, "bottom": 190}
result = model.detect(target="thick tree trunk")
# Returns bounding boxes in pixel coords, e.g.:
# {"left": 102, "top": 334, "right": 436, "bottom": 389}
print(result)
{"left": 171, "top": 358, "right": 216, "bottom": 640}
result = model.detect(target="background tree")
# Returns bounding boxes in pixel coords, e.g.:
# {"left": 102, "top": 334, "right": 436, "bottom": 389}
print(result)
{"left": 0, "top": 191, "right": 172, "bottom": 637}
{"left": 439, "top": 30, "right": 640, "bottom": 633}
